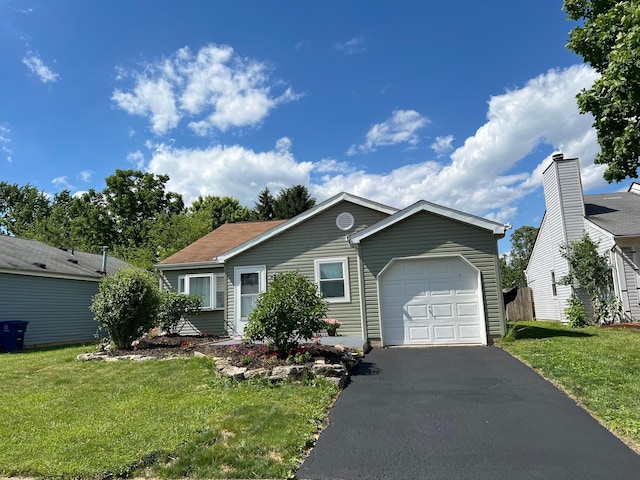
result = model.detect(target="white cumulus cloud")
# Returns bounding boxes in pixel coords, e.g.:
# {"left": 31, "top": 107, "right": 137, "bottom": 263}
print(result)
{"left": 0, "top": 125, "right": 13, "bottom": 162}
{"left": 146, "top": 138, "right": 314, "bottom": 205}
{"left": 144, "top": 65, "right": 602, "bottom": 225}
{"left": 321, "top": 65, "right": 602, "bottom": 222}
{"left": 22, "top": 52, "right": 60, "bottom": 83}
{"left": 52, "top": 176, "right": 72, "bottom": 190}
{"left": 112, "top": 44, "right": 299, "bottom": 136}
{"left": 430, "top": 135, "right": 454, "bottom": 156}
{"left": 348, "top": 109, "right": 429, "bottom": 155}
{"left": 78, "top": 170, "right": 94, "bottom": 182}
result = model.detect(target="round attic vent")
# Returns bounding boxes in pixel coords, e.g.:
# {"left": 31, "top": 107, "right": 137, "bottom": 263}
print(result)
{"left": 336, "top": 212, "right": 355, "bottom": 231}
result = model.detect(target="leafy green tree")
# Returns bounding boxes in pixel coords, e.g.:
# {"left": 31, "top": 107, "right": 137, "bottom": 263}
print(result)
{"left": 559, "top": 233, "right": 620, "bottom": 324}
{"left": 91, "top": 267, "right": 161, "bottom": 349}
{"left": 0, "top": 182, "right": 51, "bottom": 236}
{"left": 273, "top": 185, "right": 315, "bottom": 219}
{"left": 190, "top": 195, "right": 254, "bottom": 231}
{"left": 564, "top": 0, "right": 640, "bottom": 181}
{"left": 157, "top": 290, "right": 202, "bottom": 334}
{"left": 254, "top": 187, "right": 275, "bottom": 220}
{"left": 103, "top": 170, "right": 185, "bottom": 249}
{"left": 500, "top": 226, "right": 539, "bottom": 288}
{"left": 245, "top": 271, "right": 328, "bottom": 357}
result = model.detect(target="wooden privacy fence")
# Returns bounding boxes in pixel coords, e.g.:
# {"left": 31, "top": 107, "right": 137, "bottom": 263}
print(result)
{"left": 503, "top": 287, "right": 535, "bottom": 321}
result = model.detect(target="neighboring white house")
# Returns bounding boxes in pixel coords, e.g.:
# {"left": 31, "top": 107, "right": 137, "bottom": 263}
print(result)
{"left": 526, "top": 153, "right": 640, "bottom": 322}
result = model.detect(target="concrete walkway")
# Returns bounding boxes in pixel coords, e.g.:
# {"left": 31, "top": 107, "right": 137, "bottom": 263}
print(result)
{"left": 297, "top": 346, "right": 640, "bottom": 480}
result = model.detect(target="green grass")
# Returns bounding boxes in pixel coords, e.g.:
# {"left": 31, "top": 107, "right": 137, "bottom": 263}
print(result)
{"left": 500, "top": 321, "right": 640, "bottom": 449}
{"left": 0, "top": 345, "right": 338, "bottom": 479}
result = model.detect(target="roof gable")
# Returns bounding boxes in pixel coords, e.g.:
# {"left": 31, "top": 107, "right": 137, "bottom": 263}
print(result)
{"left": 0, "top": 236, "right": 129, "bottom": 280}
{"left": 159, "top": 220, "right": 286, "bottom": 266}
{"left": 216, "top": 192, "right": 397, "bottom": 262}
{"left": 349, "top": 200, "right": 508, "bottom": 244}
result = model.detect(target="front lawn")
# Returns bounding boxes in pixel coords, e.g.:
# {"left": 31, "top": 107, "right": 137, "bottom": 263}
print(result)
{"left": 500, "top": 321, "right": 640, "bottom": 450}
{"left": 0, "top": 345, "right": 338, "bottom": 479}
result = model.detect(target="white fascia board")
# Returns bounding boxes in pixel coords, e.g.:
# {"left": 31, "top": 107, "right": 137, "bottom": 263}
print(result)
{"left": 350, "top": 200, "right": 508, "bottom": 244}
{"left": 217, "top": 192, "right": 397, "bottom": 262}
{"left": 154, "top": 261, "right": 222, "bottom": 271}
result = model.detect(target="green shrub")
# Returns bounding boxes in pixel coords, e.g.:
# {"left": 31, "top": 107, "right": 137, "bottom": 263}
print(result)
{"left": 565, "top": 294, "right": 591, "bottom": 328}
{"left": 91, "top": 267, "right": 161, "bottom": 349}
{"left": 245, "top": 271, "right": 328, "bottom": 357}
{"left": 157, "top": 290, "right": 202, "bottom": 334}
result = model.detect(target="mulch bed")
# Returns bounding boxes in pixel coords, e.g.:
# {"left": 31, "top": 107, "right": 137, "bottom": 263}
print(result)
{"left": 601, "top": 323, "right": 640, "bottom": 331}
{"left": 108, "top": 335, "right": 353, "bottom": 369}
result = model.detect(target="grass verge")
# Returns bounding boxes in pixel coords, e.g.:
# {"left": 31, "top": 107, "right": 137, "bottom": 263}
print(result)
{"left": 500, "top": 321, "right": 640, "bottom": 450}
{"left": 0, "top": 345, "right": 338, "bottom": 479}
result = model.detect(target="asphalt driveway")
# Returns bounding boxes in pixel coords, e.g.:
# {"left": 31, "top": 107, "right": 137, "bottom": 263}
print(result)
{"left": 297, "top": 347, "right": 640, "bottom": 480}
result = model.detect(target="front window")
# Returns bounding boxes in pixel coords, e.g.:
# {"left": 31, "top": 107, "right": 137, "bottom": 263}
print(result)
{"left": 315, "top": 258, "right": 350, "bottom": 302}
{"left": 177, "top": 273, "right": 225, "bottom": 310}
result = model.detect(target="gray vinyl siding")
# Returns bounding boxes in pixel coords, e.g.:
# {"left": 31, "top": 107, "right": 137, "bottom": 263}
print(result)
{"left": 621, "top": 247, "right": 640, "bottom": 321}
{"left": 0, "top": 272, "right": 100, "bottom": 346}
{"left": 159, "top": 266, "right": 226, "bottom": 335}
{"left": 226, "top": 202, "right": 390, "bottom": 336}
{"left": 357, "top": 211, "right": 505, "bottom": 340}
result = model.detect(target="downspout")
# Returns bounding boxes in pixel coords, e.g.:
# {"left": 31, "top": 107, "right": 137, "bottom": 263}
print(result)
{"left": 347, "top": 235, "right": 368, "bottom": 342}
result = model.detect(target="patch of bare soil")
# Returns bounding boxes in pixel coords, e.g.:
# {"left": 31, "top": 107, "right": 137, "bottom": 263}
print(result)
{"left": 109, "top": 335, "right": 354, "bottom": 369}
{"left": 601, "top": 323, "right": 640, "bottom": 331}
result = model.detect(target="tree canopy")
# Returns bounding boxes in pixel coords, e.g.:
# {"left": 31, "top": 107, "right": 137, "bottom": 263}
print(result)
{"left": 500, "top": 226, "right": 539, "bottom": 288}
{"left": 0, "top": 172, "right": 316, "bottom": 269}
{"left": 564, "top": 0, "right": 640, "bottom": 181}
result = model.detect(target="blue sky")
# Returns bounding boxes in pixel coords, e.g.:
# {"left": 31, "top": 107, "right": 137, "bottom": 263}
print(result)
{"left": 0, "top": 1, "right": 630, "bottom": 253}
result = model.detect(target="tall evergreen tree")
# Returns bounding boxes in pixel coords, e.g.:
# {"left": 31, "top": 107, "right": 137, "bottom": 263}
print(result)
{"left": 254, "top": 187, "right": 275, "bottom": 220}
{"left": 273, "top": 185, "right": 316, "bottom": 219}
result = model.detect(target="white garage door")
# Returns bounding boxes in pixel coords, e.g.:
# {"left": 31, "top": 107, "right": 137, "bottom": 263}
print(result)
{"left": 380, "top": 256, "right": 486, "bottom": 346}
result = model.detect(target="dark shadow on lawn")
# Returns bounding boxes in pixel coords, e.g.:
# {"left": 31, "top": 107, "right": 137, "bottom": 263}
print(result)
{"left": 509, "top": 325, "right": 593, "bottom": 340}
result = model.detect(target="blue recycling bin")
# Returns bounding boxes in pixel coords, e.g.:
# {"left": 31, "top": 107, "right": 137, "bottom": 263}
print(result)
{"left": 0, "top": 320, "right": 29, "bottom": 352}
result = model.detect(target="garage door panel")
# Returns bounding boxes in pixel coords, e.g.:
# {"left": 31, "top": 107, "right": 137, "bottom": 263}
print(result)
{"left": 406, "top": 304, "right": 428, "bottom": 318}
{"left": 380, "top": 257, "right": 485, "bottom": 346}
{"left": 433, "top": 325, "right": 456, "bottom": 341}
{"left": 429, "top": 280, "right": 452, "bottom": 296}
{"left": 408, "top": 326, "right": 431, "bottom": 341}
{"left": 405, "top": 282, "right": 427, "bottom": 298}
{"left": 431, "top": 303, "right": 453, "bottom": 317}
{"left": 459, "top": 324, "right": 482, "bottom": 339}
{"left": 457, "top": 302, "right": 479, "bottom": 316}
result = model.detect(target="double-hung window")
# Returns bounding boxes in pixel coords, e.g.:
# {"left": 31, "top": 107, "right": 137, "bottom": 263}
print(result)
{"left": 314, "top": 258, "right": 350, "bottom": 303}
{"left": 178, "top": 273, "right": 225, "bottom": 310}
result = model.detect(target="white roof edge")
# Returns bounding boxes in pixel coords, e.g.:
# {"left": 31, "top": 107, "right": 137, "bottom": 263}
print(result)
{"left": 217, "top": 192, "right": 397, "bottom": 262}
{"left": 0, "top": 268, "right": 102, "bottom": 282}
{"left": 350, "top": 200, "right": 509, "bottom": 244}
{"left": 155, "top": 260, "right": 223, "bottom": 270}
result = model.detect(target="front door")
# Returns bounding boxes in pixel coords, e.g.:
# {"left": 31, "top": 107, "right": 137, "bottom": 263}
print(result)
{"left": 234, "top": 266, "right": 266, "bottom": 336}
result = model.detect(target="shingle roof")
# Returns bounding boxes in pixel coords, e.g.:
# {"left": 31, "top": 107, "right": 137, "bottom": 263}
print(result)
{"left": 584, "top": 192, "right": 640, "bottom": 236}
{"left": 0, "top": 236, "right": 130, "bottom": 279}
{"left": 159, "top": 220, "right": 286, "bottom": 265}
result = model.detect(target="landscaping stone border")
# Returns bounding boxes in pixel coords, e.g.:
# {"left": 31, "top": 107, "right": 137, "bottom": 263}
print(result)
{"left": 76, "top": 349, "right": 361, "bottom": 387}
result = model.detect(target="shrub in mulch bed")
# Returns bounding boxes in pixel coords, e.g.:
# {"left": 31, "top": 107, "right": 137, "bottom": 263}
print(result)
{"left": 107, "top": 335, "right": 355, "bottom": 369}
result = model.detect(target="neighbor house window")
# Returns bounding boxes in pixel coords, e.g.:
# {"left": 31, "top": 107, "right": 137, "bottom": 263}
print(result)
{"left": 177, "top": 273, "right": 225, "bottom": 310}
{"left": 314, "top": 258, "right": 350, "bottom": 302}
{"left": 551, "top": 271, "right": 557, "bottom": 297}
